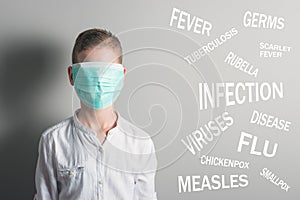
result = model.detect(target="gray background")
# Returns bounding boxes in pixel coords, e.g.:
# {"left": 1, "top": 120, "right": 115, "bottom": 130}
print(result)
{"left": 0, "top": 0, "right": 299, "bottom": 199}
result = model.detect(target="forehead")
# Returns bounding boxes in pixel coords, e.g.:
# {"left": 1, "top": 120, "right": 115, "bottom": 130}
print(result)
{"left": 77, "top": 47, "right": 121, "bottom": 63}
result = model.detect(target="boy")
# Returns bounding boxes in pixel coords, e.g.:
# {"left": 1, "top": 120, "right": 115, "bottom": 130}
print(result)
{"left": 34, "top": 28, "right": 157, "bottom": 200}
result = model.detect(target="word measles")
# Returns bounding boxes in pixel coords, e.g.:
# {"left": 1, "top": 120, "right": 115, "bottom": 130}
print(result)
{"left": 178, "top": 174, "right": 248, "bottom": 193}
{"left": 199, "top": 82, "right": 283, "bottom": 110}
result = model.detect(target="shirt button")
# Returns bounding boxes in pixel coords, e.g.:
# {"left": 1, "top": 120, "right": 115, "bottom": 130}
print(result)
{"left": 69, "top": 170, "right": 75, "bottom": 176}
{"left": 98, "top": 180, "right": 103, "bottom": 184}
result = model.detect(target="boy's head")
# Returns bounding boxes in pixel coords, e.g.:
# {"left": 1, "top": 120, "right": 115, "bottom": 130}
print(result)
{"left": 72, "top": 28, "right": 122, "bottom": 64}
{"left": 68, "top": 28, "right": 125, "bottom": 86}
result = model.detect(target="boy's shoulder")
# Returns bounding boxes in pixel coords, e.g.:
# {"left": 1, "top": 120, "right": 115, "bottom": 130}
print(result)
{"left": 40, "top": 116, "right": 73, "bottom": 139}
{"left": 37, "top": 116, "right": 74, "bottom": 154}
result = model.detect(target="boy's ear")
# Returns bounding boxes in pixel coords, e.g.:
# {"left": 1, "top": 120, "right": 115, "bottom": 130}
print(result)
{"left": 67, "top": 66, "right": 74, "bottom": 86}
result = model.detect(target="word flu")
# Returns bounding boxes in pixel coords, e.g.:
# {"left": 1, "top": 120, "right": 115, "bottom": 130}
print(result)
{"left": 237, "top": 131, "right": 278, "bottom": 158}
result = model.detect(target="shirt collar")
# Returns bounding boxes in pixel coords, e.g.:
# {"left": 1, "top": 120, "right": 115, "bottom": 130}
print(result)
{"left": 73, "top": 108, "right": 127, "bottom": 136}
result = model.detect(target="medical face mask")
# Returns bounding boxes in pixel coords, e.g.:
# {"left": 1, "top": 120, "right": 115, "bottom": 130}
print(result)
{"left": 72, "top": 62, "right": 124, "bottom": 110}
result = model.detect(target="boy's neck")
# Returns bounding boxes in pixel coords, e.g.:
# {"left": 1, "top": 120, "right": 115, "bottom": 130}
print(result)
{"left": 77, "top": 103, "right": 117, "bottom": 135}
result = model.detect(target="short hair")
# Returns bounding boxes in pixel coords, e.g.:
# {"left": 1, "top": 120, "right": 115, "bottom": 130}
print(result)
{"left": 72, "top": 28, "right": 122, "bottom": 64}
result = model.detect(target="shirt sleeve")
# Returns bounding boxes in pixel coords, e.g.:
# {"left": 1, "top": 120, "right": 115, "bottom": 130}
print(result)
{"left": 34, "top": 134, "right": 59, "bottom": 200}
{"left": 133, "top": 140, "right": 158, "bottom": 200}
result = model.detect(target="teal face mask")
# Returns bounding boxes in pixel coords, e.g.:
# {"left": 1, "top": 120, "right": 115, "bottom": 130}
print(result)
{"left": 72, "top": 62, "right": 124, "bottom": 110}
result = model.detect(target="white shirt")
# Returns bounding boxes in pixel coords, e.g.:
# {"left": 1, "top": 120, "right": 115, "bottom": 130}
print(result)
{"left": 34, "top": 109, "right": 157, "bottom": 200}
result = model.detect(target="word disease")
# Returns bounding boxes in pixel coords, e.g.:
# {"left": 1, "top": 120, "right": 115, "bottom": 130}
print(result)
{"left": 250, "top": 110, "right": 291, "bottom": 132}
